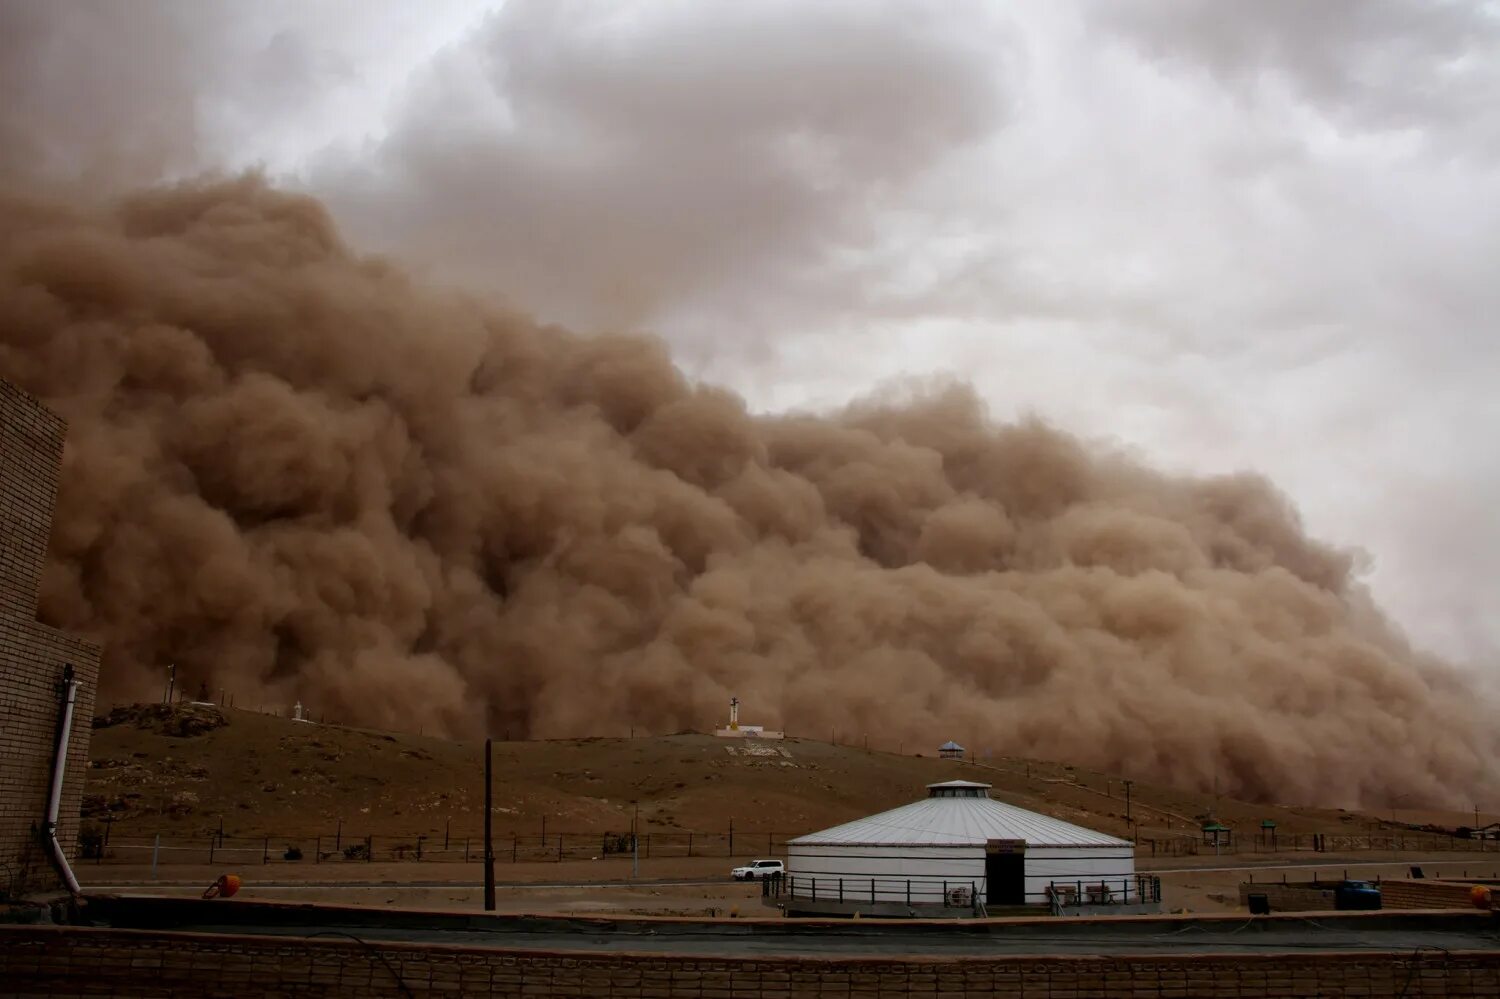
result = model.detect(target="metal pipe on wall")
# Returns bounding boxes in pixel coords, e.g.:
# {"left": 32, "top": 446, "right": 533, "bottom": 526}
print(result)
{"left": 46, "top": 664, "right": 82, "bottom": 895}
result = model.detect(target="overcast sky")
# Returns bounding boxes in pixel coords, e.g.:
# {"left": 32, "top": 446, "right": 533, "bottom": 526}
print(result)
{"left": 7, "top": 0, "right": 1499, "bottom": 670}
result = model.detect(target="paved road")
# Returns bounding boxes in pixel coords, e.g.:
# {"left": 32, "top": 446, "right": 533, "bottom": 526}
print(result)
{"left": 89, "top": 895, "right": 1499, "bottom": 958}
{"left": 137, "top": 918, "right": 1500, "bottom": 956}
{"left": 87, "top": 856, "right": 1500, "bottom": 890}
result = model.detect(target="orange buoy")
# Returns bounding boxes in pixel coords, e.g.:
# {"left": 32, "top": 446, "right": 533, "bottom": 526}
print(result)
{"left": 202, "top": 874, "right": 242, "bottom": 899}
{"left": 1469, "top": 885, "right": 1491, "bottom": 909}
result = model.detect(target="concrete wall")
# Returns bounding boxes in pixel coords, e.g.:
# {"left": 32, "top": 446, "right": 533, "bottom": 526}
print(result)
{"left": 4, "top": 926, "right": 1500, "bottom": 998}
{"left": 0, "top": 380, "right": 101, "bottom": 897}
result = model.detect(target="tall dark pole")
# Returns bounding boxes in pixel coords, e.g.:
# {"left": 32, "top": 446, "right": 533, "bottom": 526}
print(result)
{"left": 483, "top": 738, "right": 496, "bottom": 911}
{"left": 1124, "top": 780, "right": 1133, "bottom": 823}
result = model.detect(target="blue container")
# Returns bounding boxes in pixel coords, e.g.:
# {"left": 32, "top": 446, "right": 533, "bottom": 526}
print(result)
{"left": 1334, "top": 880, "right": 1382, "bottom": 910}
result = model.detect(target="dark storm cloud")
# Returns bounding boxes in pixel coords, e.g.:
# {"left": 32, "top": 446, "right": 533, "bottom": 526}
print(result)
{"left": 1, "top": 0, "right": 1499, "bottom": 808}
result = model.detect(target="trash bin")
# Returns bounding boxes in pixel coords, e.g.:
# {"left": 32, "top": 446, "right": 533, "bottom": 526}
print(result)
{"left": 1247, "top": 893, "right": 1270, "bottom": 915}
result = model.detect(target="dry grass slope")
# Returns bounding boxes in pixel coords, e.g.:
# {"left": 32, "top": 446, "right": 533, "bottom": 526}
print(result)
{"left": 85, "top": 704, "right": 1419, "bottom": 845}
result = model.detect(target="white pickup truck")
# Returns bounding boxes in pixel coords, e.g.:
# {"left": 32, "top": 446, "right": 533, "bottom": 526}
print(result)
{"left": 731, "top": 859, "right": 785, "bottom": 881}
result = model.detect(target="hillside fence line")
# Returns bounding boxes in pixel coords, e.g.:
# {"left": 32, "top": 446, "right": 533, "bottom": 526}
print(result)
{"left": 73, "top": 824, "right": 1495, "bottom": 869}
{"left": 80, "top": 828, "right": 792, "bottom": 867}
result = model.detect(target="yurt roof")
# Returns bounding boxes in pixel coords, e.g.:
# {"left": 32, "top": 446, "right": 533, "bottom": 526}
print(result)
{"left": 789, "top": 781, "right": 1131, "bottom": 849}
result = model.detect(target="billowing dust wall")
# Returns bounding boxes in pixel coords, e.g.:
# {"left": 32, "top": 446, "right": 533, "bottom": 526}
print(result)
{"left": 1, "top": 178, "right": 1496, "bottom": 810}
{"left": 0, "top": 378, "right": 98, "bottom": 896}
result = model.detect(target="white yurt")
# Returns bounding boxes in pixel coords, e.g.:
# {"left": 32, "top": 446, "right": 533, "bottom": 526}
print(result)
{"left": 779, "top": 780, "right": 1140, "bottom": 915}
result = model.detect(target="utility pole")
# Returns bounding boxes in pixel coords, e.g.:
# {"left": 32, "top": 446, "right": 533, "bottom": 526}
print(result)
{"left": 162, "top": 664, "right": 176, "bottom": 705}
{"left": 483, "top": 739, "right": 495, "bottom": 911}
{"left": 632, "top": 802, "right": 640, "bottom": 880}
{"left": 1124, "top": 780, "right": 1133, "bottom": 823}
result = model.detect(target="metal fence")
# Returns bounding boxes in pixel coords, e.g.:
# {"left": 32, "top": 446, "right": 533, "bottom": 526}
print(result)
{"left": 76, "top": 828, "right": 800, "bottom": 867}
{"left": 78, "top": 826, "right": 1490, "bottom": 869}
{"left": 763, "top": 874, "right": 984, "bottom": 911}
{"left": 1045, "top": 875, "right": 1162, "bottom": 908}
{"left": 761, "top": 873, "right": 1163, "bottom": 913}
{"left": 1142, "top": 832, "right": 1484, "bottom": 857}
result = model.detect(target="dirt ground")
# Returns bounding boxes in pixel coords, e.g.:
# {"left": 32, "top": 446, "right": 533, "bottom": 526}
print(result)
{"left": 83, "top": 856, "right": 768, "bottom": 917}
{"left": 82, "top": 850, "right": 1500, "bottom": 917}
{"left": 88, "top": 879, "right": 764, "bottom": 917}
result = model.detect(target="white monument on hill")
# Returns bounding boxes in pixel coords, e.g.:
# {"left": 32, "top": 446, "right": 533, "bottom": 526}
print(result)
{"left": 714, "top": 696, "right": 784, "bottom": 739}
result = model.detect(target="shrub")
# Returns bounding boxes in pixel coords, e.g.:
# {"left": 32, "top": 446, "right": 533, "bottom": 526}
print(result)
{"left": 343, "top": 842, "right": 369, "bottom": 861}
{"left": 283, "top": 846, "right": 303, "bottom": 861}
{"left": 77, "top": 823, "right": 104, "bottom": 860}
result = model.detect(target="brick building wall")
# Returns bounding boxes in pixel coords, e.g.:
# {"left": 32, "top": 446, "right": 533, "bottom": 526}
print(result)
{"left": 0, "top": 379, "right": 100, "bottom": 897}
{"left": 3, "top": 926, "right": 1499, "bottom": 998}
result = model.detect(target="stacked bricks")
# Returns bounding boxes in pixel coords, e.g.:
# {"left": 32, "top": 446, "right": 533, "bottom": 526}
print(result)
{"left": 1238, "top": 881, "right": 1336, "bottom": 912}
{"left": 1380, "top": 880, "right": 1490, "bottom": 910}
{"left": 0, "top": 379, "right": 101, "bottom": 896}
{"left": 3, "top": 926, "right": 1500, "bottom": 998}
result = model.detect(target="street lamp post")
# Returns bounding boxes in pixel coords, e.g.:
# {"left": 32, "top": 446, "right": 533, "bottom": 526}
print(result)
{"left": 483, "top": 739, "right": 495, "bottom": 911}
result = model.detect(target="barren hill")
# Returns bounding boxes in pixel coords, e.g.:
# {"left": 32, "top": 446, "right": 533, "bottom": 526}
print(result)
{"left": 85, "top": 704, "right": 1430, "bottom": 849}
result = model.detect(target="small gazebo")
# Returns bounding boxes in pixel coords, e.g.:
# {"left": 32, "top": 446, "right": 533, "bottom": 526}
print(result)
{"left": 939, "top": 740, "right": 965, "bottom": 760}
{"left": 1201, "top": 822, "right": 1233, "bottom": 849}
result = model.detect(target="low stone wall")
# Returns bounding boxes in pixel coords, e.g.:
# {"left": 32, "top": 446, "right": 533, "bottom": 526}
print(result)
{"left": 1379, "top": 880, "right": 1488, "bottom": 910}
{"left": 1240, "top": 878, "right": 1495, "bottom": 912}
{"left": 1238, "top": 881, "right": 1336, "bottom": 912}
{"left": 5, "top": 925, "right": 1500, "bottom": 998}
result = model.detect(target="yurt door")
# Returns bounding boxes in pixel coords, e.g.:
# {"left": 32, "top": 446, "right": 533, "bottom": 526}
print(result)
{"left": 985, "top": 839, "right": 1026, "bottom": 905}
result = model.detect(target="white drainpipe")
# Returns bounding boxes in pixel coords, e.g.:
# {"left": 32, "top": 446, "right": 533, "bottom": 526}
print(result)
{"left": 45, "top": 665, "right": 82, "bottom": 895}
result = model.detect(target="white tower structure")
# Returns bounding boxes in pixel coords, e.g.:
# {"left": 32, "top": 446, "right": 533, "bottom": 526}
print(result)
{"left": 714, "top": 696, "right": 783, "bottom": 740}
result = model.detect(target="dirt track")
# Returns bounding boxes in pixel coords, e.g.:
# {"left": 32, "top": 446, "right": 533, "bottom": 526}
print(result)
{"left": 81, "top": 850, "right": 1500, "bottom": 917}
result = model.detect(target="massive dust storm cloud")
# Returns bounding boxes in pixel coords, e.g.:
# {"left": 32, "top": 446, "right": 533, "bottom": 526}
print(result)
{"left": 1, "top": 176, "right": 1493, "bottom": 809}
